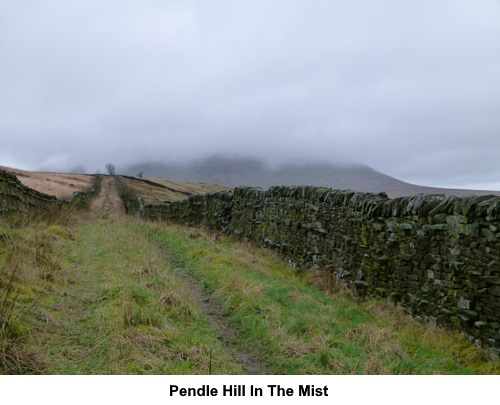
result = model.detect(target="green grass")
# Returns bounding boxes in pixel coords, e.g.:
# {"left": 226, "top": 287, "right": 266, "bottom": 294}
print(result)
{"left": 141, "top": 221, "right": 500, "bottom": 375}
{"left": 0, "top": 217, "right": 242, "bottom": 374}
{"left": 1, "top": 213, "right": 499, "bottom": 374}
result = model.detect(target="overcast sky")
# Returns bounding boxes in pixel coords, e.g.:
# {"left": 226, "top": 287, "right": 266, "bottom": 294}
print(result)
{"left": 1, "top": 0, "right": 499, "bottom": 189}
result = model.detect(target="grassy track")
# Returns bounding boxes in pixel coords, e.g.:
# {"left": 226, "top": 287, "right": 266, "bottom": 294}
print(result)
{"left": 141, "top": 221, "right": 500, "bottom": 375}
{"left": 1, "top": 217, "right": 242, "bottom": 374}
{"left": 1, "top": 213, "right": 499, "bottom": 374}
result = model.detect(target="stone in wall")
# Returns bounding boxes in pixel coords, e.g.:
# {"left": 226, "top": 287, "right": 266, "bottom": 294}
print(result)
{"left": 141, "top": 186, "right": 500, "bottom": 350}
{"left": 0, "top": 168, "right": 61, "bottom": 217}
{"left": 0, "top": 169, "right": 102, "bottom": 217}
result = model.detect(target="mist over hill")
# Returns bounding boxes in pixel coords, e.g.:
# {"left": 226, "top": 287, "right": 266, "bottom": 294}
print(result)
{"left": 125, "top": 157, "right": 499, "bottom": 198}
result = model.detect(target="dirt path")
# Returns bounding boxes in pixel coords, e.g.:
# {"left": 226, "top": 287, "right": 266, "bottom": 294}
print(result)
{"left": 88, "top": 176, "right": 267, "bottom": 373}
{"left": 183, "top": 270, "right": 268, "bottom": 374}
{"left": 89, "top": 179, "right": 267, "bottom": 373}
{"left": 150, "top": 242, "right": 268, "bottom": 374}
{"left": 159, "top": 251, "right": 269, "bottom": 375}
{"left": 90, "top": 176, "right": 126, "bottom": 219}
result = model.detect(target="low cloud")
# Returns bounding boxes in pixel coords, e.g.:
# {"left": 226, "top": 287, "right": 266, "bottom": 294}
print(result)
{"left": 1, "top": 0, "right": 499, "bottom": 189}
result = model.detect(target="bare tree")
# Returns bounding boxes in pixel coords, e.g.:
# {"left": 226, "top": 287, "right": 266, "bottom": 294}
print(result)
{"left": 137, "top": 171, "right": 144, "bottom": 179}
{"left": 105, "top": 163, "right": 116, "bottom": 176}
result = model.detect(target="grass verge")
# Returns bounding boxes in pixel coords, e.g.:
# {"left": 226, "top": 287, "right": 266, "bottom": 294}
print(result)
{"left": 141, "top": 221, "right": 500, "bottom": 374}
{"left": 2, "top": 212, "right": 499, "bottom": 374}
{"left": 0, "top": 214, "right": 71, "bottom": 373}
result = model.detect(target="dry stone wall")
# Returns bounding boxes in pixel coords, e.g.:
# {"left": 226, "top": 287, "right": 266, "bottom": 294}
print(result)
{"left": 67, "top": 175, "right": 102, "bottom": 209}
{"left": 142, "top": 186, "right": 500, "bottom": 350}
{"left": 0, "top": 168, "right": 61, "bottom": 216}
{"left": 0, "top": 168, "right": 101, "bottom": 217}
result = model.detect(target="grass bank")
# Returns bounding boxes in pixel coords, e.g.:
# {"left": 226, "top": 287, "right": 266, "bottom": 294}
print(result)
{"left": 141, "top": 221, "right": 500, "bottom": 375}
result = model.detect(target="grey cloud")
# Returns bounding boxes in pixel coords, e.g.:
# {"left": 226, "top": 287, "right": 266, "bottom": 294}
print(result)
{"left": 1, "top": 0, "right": 499, "bottom": 189}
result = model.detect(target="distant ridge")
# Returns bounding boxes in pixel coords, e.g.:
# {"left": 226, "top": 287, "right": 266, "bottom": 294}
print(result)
{"left": 125, "top": 157, "right": 500, "bottom": 198}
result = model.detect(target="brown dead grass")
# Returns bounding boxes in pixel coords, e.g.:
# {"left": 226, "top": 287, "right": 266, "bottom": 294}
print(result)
{"left": 344, "top": 323, "right": 410, "bottom": 374}
{"left": 1, "top": 166, "right": 92, "bottom": 199}
{"left": 302, "top": 267, "right": 355, "bottom": 299}
{"left": 119, "top": 176, "right": 231, "bottom": 204}
{"left": 0, "top": 340, "right": 45, "bottom": 374}
{"left": 150, "top": 178, "right": 232, "bottom": 196}
{"left": 363, "top": 356, "right": 390, "bottom": 374}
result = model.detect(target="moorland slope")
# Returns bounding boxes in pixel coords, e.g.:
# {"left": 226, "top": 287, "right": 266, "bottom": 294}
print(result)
{"left": 125, "top": 157, "right": 500, "bottom": 198}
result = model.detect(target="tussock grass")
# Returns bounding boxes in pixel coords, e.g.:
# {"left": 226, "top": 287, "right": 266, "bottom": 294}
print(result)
{"left": 1, "top": 213, "right": 246, "bottom": 374}
{"left": 0, "top": 212, "right": 71, "bottom": 374}
{"left": 143, "top": 222, "right": 500, "bottom": 375}
{"left": 363, "top": 300, "right": 495, "bottom": 374}
{"left": 300, "top": 266, "right": 355, "bottom": 299}
{"left": 3, "top": 209, "right": 499, "bottom": 375}
{"left": 35, "top": 219, "right": 242, "bottom": 374}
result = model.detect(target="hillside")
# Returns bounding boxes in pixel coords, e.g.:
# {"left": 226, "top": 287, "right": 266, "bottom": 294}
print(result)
{"left": 118, "top": 175, "right": 231, "bottom": 204}
{"left": 0, "top": 166, "right": 231, "bottom": 204}
{"left": 125, "top": 157, "right": 500, "bottom": 198}
{"left": 0, "top": 165, "right": 93, "bottom": 199}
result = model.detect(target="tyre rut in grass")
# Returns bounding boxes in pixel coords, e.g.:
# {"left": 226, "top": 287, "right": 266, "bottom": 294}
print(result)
{"left": 155, "top": 243, "right": 269, "bottom": 375}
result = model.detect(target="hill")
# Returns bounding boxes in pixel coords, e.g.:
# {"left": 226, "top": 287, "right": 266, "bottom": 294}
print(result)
{"left": 0, "top": 166, "right": 231, "bottom": 204}
{"left": 125, "top": 157, "right": 500, "bottom": 198}
{"left": 118, "top": 175, "right": 231, "bottom": 204}
{"left": 0, "top": 165, "right": 93, "bottom": 199}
